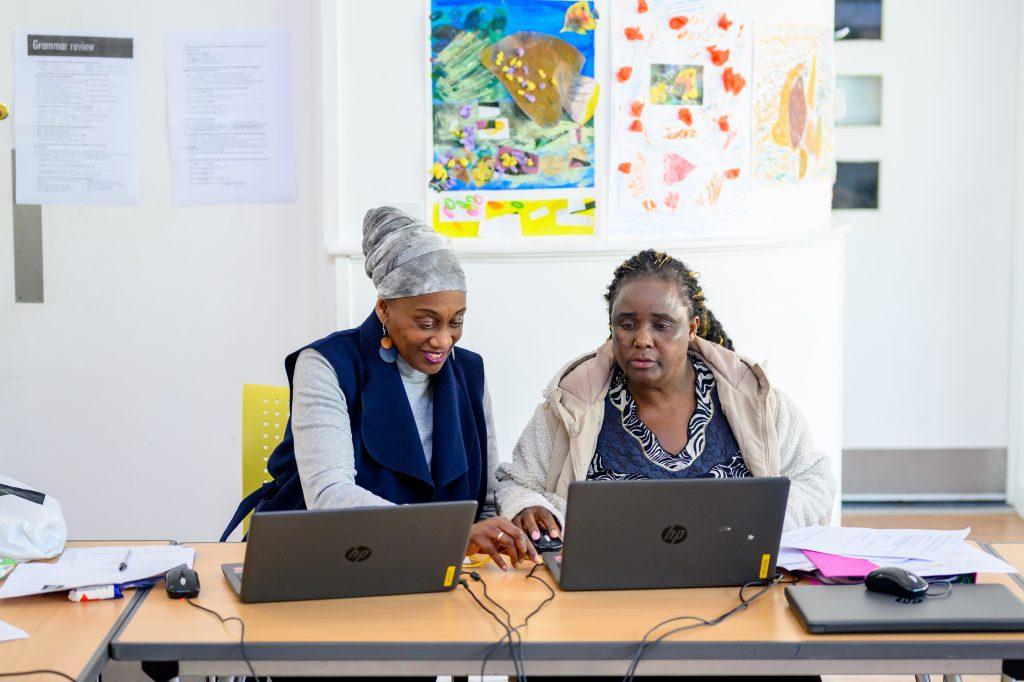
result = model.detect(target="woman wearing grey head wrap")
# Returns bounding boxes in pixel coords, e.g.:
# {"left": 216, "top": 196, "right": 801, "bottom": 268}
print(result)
{"left": 222, "top": 207, "right": 534, "bottom": 570}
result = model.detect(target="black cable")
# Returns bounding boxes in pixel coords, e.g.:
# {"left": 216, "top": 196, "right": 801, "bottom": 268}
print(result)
{"left": 925, "top": 580, "right": 953, "bottom": 599}
{"left": 482, "top": 563, "right": 558, "bottom": 680}
{"left": 522, "top": 562, "right": 557, "bottom": 627}
{"left": 0, "top": 671, "right": 77, "bottom": 681}
{"left": 624, "top": 573, "right": 788, "bottom": 681}
{"left": 463, "top": 565, "right": 558, "bottom": 681}
{"left": 459, "top": 579, "right": 524, "bottom": 680}
{"left": 183, "top": 597, "right": 259, "bottom": 681}
{"left": 475, "top": 572, "right": 528, "bottom": 679}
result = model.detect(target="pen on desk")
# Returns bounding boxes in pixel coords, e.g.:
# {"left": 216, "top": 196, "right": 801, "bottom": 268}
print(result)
{"left": 118, "top": 548, "right": 132, "bottom": 572}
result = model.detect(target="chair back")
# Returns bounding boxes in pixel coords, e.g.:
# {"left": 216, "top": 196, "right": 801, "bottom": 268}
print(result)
{"left": 241, "top": 384, "right": 290, "bottom": 533}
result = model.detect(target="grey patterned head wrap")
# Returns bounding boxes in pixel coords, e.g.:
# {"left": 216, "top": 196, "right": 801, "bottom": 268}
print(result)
{"left": 362, "top": 206, "right": 466, "bottom": 299}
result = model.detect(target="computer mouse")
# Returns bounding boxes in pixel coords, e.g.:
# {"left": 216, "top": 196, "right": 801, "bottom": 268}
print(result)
{"left": 533, "top": 533, "right": 563, "bottom": 554}
{"left": 864, "top": 566, "right": 929, "bottom": 600}
{"left": 165, "top": 565, "right": 201, "bottom": 599}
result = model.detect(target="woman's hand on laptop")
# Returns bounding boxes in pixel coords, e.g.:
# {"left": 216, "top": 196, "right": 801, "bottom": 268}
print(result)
{"left": 467, "top": 517, "right": 537, "bottom": 569}
{"left": 513, "top": 506, "right": 562, "bottom": 546}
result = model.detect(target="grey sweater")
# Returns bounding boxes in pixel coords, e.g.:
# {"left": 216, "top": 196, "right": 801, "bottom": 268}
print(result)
{"left": 291, "top": 349, "right": 499, "bottom": 512}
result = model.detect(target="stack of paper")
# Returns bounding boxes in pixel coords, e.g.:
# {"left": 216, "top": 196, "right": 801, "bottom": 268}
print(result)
{"left": 0, "top": 546, "right": 195, "bottom": 599}
{"left": 778, "top": 526, "right": 1017, "bottom": 578}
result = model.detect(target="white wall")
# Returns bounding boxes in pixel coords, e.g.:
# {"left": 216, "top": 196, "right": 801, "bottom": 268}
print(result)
{"left": 839, "top": 1, "right": 1019, "bottom": 451}
{"left": 0, "top": 0, "right": 335, "bottom": 541}
{"left": 1012, "top": 3, "right": 1024, "bottom": 511}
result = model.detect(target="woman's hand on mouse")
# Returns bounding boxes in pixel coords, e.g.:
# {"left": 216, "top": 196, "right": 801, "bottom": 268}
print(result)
{"left": 466, "top": 517, "right": 537, "bottom": 569}
{"left": 512, "top": 506, "right": 562, "bottom": 546}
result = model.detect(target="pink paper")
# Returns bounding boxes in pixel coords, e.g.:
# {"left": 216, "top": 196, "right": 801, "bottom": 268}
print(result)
{"left": 803, "top": 549, "right": 879, "bottom": 578}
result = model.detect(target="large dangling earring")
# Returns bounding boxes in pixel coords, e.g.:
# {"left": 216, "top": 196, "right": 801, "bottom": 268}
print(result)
{"left": 379, "top": 324, "right": 397, "bottom": 364}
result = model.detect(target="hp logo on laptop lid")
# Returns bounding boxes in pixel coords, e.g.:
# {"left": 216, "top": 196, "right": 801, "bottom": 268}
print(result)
{"left": 661, "top": 525, "right": 688, "bottom": 544}
{"left": 345, "top": 546, "right": 372, "bottom": 562}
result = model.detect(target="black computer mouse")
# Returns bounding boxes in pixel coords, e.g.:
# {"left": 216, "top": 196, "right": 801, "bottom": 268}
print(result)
{"left": 165, "top": 565, "right": 201, "bottom": 599}
{"left": 864, "top": 566, "right": 929, "bottom": 600}
{"left": 533, "top": 533, "right": 563, "bottom": 554}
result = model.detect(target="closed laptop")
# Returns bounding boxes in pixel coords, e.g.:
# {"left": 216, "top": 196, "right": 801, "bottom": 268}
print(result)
{"left": 786, "top": 583, "right": 1024, "bottom": 633}
{"left": 221, "top": 501, "right": 477, "bottom": 603}
{"left": 545, "top": 477, "right": 790, "bottom": 591}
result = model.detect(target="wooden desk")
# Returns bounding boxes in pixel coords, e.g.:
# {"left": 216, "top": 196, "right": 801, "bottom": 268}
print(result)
{"left": 111, "top": 542, "right": 1024, "bottom": 678}
{"left": 0, "top": 540, "right": 170, "bottom": 682}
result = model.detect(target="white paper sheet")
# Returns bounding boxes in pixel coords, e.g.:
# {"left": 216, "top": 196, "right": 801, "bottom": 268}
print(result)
{"left": 781, "top": 526, "right": 970, "bottom": 561}
{"left": 14, "top": 31, "right": 139, "bottom": 205}
{"left": 868, "top": 543, "right": 1018, "bottom": 577}
{"left": 0, "top": 619, "right": 29, "bottom": 642}
{"left": 0, "top": 546, "right": 195, "bottom": 599}
{"left": 776, "top": 545, "right": 816, "bottom": 571}
{"left": 165, "top": 28, "right": 296, "bottom": 205}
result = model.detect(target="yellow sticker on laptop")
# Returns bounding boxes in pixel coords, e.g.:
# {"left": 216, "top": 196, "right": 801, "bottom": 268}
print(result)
{"left": 759, "top": 553, "right": 771, "bottom": 579}
{"left": 443, "top": 565, "right": 456, "bottom": 587}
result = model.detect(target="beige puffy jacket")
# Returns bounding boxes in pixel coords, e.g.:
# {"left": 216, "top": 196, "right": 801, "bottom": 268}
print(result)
{"left": 495, "top": 337, "right": 836, "bottom": 531}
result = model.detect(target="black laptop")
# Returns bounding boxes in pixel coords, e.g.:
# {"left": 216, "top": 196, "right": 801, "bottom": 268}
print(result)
{"left": 221, "top": 501, "right": 477, "bottom": 603}
{"left": 786, "top": 583, "right": 1024, "bottom": 633}
{"left": 543, "top": 478, "right": 790, "bottom": 591}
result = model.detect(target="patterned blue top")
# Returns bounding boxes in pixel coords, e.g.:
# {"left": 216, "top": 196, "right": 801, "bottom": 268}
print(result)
{"left": 587, "top": 353, "right": 752, "bottom": 481}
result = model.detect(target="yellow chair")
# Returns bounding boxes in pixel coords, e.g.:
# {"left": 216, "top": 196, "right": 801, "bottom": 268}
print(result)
{"left": 241, "top": 384, "right": 290, "bottom": 534}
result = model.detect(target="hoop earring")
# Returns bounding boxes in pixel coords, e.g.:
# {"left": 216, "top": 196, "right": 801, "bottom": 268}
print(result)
{"left": 379, "top": 324, "right": 397, "bottom": 364}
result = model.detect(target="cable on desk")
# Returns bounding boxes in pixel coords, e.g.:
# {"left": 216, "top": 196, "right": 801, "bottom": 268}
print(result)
{"left": 0, "top": 671, "right": 77, "bottom": 681}
{"left": 623, "top": 572, "right": 793, "bottom": 682}
{"left": 182, "top": 597, "right": 259, "bottom": 681}
{"left": 459, "top": 577, "right": 524, "bottom": 680}
{"left": 925, "top": 580, "right": 953, "bottom": 599}
{"left": 463, "top": 564, "right": 557, "bottom": 681}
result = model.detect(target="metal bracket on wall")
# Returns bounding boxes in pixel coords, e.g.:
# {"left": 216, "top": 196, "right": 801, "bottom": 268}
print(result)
{"left": 11, "top": 149, "right": 43, "bottom": 303}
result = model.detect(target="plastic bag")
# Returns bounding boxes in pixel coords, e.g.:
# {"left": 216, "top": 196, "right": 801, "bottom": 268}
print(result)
{"left": 0, "top": 475, "right": 67, "bottom": 560}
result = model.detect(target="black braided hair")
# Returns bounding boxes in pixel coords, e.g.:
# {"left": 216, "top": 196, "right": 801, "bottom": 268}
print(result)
{"left": 604, "top": 249, "right": 734, "bottom": 351}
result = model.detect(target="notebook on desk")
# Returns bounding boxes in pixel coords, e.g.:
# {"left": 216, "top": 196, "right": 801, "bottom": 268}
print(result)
{"left": 221, "top": 501, "right": 477, "bottom": 603}
{"left": 542, "top": 477, "right": 790, "bottom": 591}
{"left": 785, "top": 584, "right": 1024, "bottom": 633}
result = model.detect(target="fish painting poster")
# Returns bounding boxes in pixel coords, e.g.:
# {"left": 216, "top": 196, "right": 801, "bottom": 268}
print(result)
{"left": 752, "top": 24, "right": 834, "bottom": 184}
{"left": 429, "top": 0, "right": 600, "bottom": 237}
{"left": 609, "top": 0, "right": 751, "bottom": 238}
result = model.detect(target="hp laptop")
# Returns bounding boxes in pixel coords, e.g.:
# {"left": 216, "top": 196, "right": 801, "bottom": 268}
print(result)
{"left": 543, "top": 478, "right": 790, "bottom": 591}
{"left": 785, "top": 583, "right": 1024, "bottom": 633}
{"left": 221, "top": 501, "right": 477, "bottom": 603}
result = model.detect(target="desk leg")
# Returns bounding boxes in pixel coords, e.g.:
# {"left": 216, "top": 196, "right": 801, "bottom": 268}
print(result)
{"left": 914, "top": 676, "right": 932, "bottom": 682}
{"left": 1004, "top": 659, "right": 1024, "bottom": 681}
{"left": 942, "top": 676, "right": 962, "bottom": 682}
{"left": 140, "top": 661, "right": 179, "bottom": 682}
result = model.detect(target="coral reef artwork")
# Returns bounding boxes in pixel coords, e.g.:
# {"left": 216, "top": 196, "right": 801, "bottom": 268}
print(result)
{"left": 428, "top": 0, "right": 598, "bottom": 235}
{"left": 429, "top": 0, "right": 598, "bottom": 237}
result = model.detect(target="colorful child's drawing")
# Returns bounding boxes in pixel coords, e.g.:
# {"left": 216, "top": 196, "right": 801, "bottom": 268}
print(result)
{"left": 609, "top": 0, "right": 751, "bottom": 238}
{"left": 429, "top": 0, "right": 597, "bottom": 194}
{"left": 650, "top": 64, "right": 704, "bottom": 105}
{"left": 753, "top": 25, "right": 835, "bottom": 183}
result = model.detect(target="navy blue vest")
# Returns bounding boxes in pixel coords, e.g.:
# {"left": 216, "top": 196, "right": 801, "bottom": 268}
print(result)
{"left": 220, "top": 311, "right": 489, "bottom": 540}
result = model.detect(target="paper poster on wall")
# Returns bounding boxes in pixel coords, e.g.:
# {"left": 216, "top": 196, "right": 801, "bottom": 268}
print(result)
{"left": 14, "top": 32, "right": 139, "bottom": 205}
{"left": 753, "top": 25, "right": 835, "bottom": 184}
{"left": 608, "top": 0, "right": 751, "bottom": 239}
{"left": 428, "top": 0, "right": 599, "bottom": 237}
{"left": 165, "top": 29, "right": 296, "bottom": 206}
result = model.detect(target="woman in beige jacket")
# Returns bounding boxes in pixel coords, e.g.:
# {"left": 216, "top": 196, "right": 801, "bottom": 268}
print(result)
{"left": 495, "top": 249, "right": 836, "bottom": 546}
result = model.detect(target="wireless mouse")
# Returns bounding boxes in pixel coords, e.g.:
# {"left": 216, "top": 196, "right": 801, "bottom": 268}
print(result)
{"left": 533, "top": 532, "right": 563, "bottom": 553}
{"left": 864, "top": 566, "right": 929, "bottom": 600}
{"left": 165, "top": 565, "right": 201, "bottom": 599}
